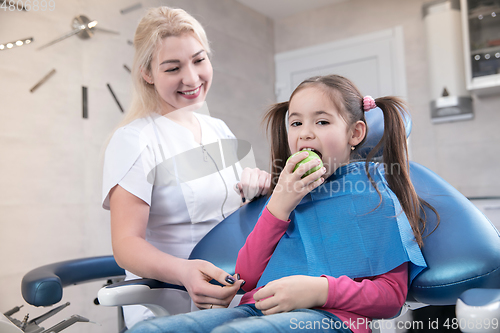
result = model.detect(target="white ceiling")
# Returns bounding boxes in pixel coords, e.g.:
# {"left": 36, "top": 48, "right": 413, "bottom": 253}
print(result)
{"left": 234, "top": 0, "right": 350, "bottom": 20}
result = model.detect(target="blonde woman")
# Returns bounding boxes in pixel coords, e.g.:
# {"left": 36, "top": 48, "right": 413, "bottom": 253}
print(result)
{"left": 102, "top": 7, "right": 270, "bottom": 329}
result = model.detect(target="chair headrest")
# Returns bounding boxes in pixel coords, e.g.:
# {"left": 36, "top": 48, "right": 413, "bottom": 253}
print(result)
{"left": 356, "top": 107, "right": 412, "bottom": 159}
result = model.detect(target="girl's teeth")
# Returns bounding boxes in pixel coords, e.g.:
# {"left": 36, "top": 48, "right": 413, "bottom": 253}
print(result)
{"left": 301, "top": 148, "right": 322, "bottom": 158}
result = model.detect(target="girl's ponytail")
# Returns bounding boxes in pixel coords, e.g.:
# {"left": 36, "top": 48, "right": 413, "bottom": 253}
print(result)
{"left": 263, "top": 101, "right": 290, "bottom": 194}
{"left": 367, "top": 97, "right": 437, "bottom": 247}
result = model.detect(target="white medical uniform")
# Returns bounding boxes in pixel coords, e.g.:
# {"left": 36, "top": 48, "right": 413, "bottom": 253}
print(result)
{"left": 102, "top": 112, "right": 244, "bottom": 329}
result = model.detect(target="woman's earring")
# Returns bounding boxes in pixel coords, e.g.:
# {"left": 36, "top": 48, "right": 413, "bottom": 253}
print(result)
{"left": 351, "top": 146, "right": 356, "bottom": 151}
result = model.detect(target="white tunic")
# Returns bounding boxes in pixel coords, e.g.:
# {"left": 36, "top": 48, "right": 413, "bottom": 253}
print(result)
{"left": 102, "top": 112, "right": 244, "bottom": 328}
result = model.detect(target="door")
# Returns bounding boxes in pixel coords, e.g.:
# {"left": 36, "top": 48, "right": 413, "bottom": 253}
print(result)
{"left": 274, "top": 26, "right": 408, "bottom": 102}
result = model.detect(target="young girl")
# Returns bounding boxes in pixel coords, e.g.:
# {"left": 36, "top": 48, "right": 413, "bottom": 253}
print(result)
{"left": 127, "top": 75, "right": 433, "bottom": 333}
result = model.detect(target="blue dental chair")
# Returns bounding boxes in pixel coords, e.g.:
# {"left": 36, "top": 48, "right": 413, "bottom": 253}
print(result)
{"left": 17, "top": 108, "right": 500, "bottom": 332}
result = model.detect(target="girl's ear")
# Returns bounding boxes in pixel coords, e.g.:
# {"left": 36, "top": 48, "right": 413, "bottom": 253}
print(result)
{"left": 141, "top": 67, "right": 153, "bottom": 84}
{"left": 349, "top": 120, "right": 366, "bottom": 146}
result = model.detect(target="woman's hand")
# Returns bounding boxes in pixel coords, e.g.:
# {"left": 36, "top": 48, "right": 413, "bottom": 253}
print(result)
{"left": 266, "top": 151, "right": 326, "bottom": 221}
{"left": 178, "top": 259, "right": 245, "bottom": 309}
{"left": 235, "top": 167, "right": 271, "bottom": 204}
{"left": 253, "top": 275, "right": 329, "bottom": 315}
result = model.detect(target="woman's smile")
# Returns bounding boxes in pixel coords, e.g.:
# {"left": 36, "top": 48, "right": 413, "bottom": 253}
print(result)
{"left": 178, "top": 84, "right": 202, "bottom": 99}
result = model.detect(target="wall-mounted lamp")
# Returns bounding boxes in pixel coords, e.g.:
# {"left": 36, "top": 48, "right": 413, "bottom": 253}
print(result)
{"left": 423, "top": 0, "right": 473, "bottom": 123}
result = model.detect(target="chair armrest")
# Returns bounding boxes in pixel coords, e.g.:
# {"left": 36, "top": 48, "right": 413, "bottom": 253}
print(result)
{"left": 97, "top": 279, "right": 187, "bottom": 317}
{"left": 98, "top": 278, "right": 247, "bottom": 317}
{"left": 21, "top": 256, "right": 125, "bottom": 307}
{"left": 456, "top": 288, "right": 500, "bottom": 333}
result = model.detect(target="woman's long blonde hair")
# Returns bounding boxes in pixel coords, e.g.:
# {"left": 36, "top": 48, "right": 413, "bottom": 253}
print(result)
{"left": 119, "top": 6, "right": 210, "bottom": 127}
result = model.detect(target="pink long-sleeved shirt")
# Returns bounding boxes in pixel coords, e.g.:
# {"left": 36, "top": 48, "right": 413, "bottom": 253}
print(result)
{"left": 235, "top": 207, "right": 408, "bottom": 333}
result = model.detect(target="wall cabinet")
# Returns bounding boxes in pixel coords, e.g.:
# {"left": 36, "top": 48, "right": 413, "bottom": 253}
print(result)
{"left": 461, "top": 0, "right": 500, "bottom": 94}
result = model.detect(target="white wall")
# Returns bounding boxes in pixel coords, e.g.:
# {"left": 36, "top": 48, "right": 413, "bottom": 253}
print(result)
{"left": 0, "top": 0, "right": 274, "bottom": 332}
{"left": 274, "top": 0, "right": 500, "bottom": 197}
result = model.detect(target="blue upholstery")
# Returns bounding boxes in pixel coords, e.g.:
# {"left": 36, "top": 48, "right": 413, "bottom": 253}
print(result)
{"left": 357, "top": 107, "right": 412, "bottom": 158}
{"left": 21, "top": 256, "right": 125, "bottom": 307}
{"left": 189, "top": 195, "right": 266, "bottom": 274}
{"left": 408, "top": 162, "right": 500, "bottom": 304}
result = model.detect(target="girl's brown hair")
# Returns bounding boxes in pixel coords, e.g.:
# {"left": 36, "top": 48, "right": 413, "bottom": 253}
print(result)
{"left": 263, "top": 75, "right": 438, "bottom": 247}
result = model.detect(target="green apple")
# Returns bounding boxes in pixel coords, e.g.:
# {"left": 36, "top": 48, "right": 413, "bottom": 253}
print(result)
{"left": 287, "top": 150, "right": 323, "bottom": 178}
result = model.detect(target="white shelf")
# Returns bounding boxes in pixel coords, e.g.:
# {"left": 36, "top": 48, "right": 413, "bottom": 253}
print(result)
{"left": 471, "top": 45, "right": 500, "bottom": 55}
{"left": 461, "top": 0, "right": 500, "bottom": 95}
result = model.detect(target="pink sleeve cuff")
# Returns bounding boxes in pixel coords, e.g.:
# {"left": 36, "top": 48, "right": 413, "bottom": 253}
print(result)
{"left": 319, "top": 263, "right": 408, "bottom": 318}
{"left": 262, "top": 206, "right": 291, "bottom": 225}
{"left": 321, "top": 275, "right": 337, "bottom": 308}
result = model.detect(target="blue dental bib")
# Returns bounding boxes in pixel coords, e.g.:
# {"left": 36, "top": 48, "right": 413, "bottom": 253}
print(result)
{"left": 257, "top": 162, "right": 426, "bottom": 288}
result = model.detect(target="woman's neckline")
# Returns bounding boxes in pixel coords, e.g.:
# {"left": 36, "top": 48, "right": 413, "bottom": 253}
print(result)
{"left": 160, "top": 111, "right": 204, "bottom": 145}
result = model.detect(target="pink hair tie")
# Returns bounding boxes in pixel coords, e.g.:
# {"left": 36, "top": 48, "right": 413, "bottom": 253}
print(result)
{"left": 363, "top": 95, "right": 376, "bottom": 112}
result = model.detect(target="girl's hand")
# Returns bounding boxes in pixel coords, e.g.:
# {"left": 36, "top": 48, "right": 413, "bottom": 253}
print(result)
{"left": 254, "top": 275, "right": 329, "bottom": 315}
{"left": 178, "top": 259, "right": 245, "bottom": 309}
{"left": 235, "top": 167, "right": 271, "bottom": 204}
{"left": 267, "top": 151, "right": 326, "bottom": 220}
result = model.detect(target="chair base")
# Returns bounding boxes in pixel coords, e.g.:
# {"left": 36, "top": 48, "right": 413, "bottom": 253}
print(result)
{"left": 456, "top": 289, "right": 500, "bottom": 333}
